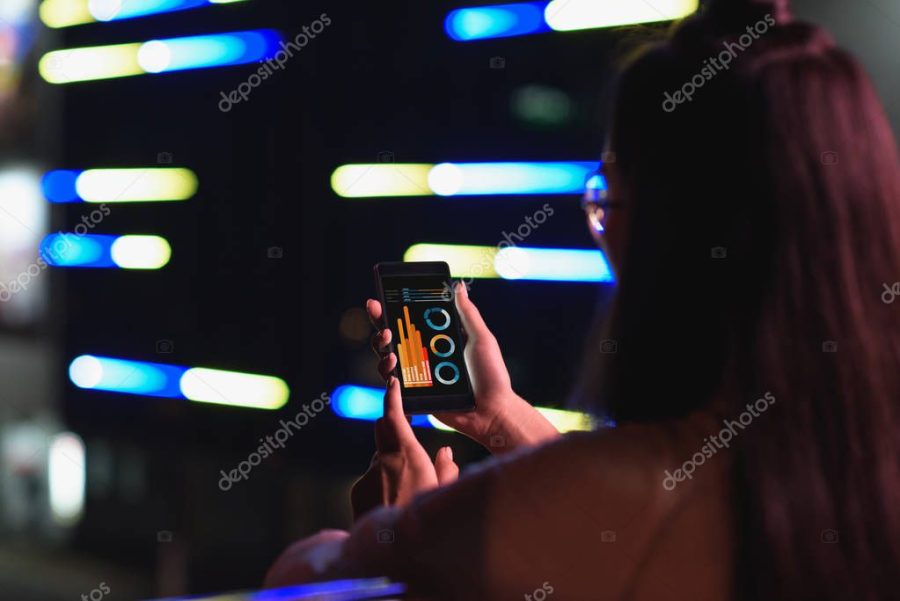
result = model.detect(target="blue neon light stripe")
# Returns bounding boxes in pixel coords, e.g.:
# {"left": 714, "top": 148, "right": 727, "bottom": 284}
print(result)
{"left": 438, "top": 161, "right": 597, "bottom": 196}
{"left": 152, "top": 30, "right": 280, "bottom": 72}
{"left": 41, "top": 234, "right": 117, "bottom": 268}
{"left": 69, "top": 356, "right": 187, "bottom": 398}
{"left": 89, "top": 0, "right": 242, "bottom": 23}
{"left": 113, "top": 0, "right": 207, "bottom": 20}
{"left": 251, "top": 579, "right": 407, "bottom": 600}
{"left": 505, "top": 247, "right": 614, "bottom": 282}
{"left": 445, "top": 2, "right": 551, "bottom": 41}
{"left": 331, "top": 385, "right": 433, "bottom": 426}
{"left": 43, "top": 170, "right": 82, "bottom": 203}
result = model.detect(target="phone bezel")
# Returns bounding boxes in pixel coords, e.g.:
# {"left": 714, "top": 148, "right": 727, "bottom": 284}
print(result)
{"left": 374, "top": 261, "right": 476, "bottom": 414}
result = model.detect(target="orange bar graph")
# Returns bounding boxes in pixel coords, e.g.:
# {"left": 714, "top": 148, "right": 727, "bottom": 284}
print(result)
{"left": 396, "top": 305, "right": 432, "bottom": 388}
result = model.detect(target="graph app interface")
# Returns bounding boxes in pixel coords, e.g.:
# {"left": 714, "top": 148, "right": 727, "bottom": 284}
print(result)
{"left": 382, "top": 275, "right": 470, "bottom": 398}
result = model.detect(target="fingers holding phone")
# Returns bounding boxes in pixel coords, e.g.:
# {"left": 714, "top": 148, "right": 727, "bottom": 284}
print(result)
{"left": 367, "top": 261, "right": 560, "bottom": 454}
{"left": 366, "top": 299, "right": 398, "bottom": 381}
{"left": 350, "top": 378, "right": 458, "bottom": 520}
{"left": 366, "top": 299, "right": 391, "bottom": 354}
{"left": 373, "top": 262, "right": 475, "bottom": 415}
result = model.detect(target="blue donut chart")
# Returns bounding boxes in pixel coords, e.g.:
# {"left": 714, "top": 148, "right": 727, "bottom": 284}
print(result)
{"left": 424, "top": 307, "right": 451, "bottom": 331}
{"left": 434, "top": 361, "right": 461, "bottom": 385}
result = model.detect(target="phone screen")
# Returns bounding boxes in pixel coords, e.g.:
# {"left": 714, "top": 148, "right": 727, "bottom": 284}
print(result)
{"left": 380, "top": 274, "right": 471, "bottom": 399}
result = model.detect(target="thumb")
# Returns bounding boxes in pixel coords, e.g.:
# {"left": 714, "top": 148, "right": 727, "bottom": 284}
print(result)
{"left": 377, "top": 377, "right": 417, "bottom": 453}
{"left": 454, "top": 282, "right": 491, "bottom": 342}
{"left": 434, "top": 446, "right": 459, "bottom": 485}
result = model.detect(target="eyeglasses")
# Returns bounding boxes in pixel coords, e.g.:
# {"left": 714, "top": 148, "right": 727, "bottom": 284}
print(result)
{"left": 581, "top": 166, "right": 622, "bottom": 233}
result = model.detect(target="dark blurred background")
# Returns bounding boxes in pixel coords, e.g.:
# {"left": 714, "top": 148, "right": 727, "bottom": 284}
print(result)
{"left": 0, "top": 0, "right": 898, "bottom": 599}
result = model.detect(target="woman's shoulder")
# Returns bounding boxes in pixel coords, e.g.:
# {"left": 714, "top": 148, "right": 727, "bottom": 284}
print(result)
{"left": 383, "top": 409, "right": 734, "bottom": 599}
{"left": 445, "top": 409, "right": 734, "bottom": 598}
{"left": 489, "top": 408, "right": 732, "bottom": 493}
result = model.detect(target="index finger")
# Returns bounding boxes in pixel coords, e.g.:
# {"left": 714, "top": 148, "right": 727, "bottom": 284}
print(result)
{"left": 454, "top": 282, "right": 489, "bottom": 341}
{"left": 366, "top": 299, "right": 383, "bottom": 328}
{"left": 376, "top": 377, "right": 417, "bottom": 453}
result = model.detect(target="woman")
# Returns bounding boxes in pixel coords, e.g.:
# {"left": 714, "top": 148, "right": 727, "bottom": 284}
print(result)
{"left": 266, "top": 0, "right": 900, "bottom": 598}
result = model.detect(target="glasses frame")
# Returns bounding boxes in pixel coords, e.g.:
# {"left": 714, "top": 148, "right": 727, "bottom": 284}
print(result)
{"left": 581, "top": 167, "right": 623, "bottom": 233}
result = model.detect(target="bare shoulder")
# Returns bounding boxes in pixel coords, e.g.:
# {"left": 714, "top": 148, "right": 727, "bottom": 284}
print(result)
{"left": 484, "top": 409, "right": 732, "bottom": 503}
{"left": 371, "top": 410, "right": 734, "bottom": 599}
{"left": 454, "top": 410, "right": 734, "bottom": 598}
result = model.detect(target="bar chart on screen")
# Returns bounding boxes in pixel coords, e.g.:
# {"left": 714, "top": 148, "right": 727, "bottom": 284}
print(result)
{"left": 396, "top": 305, "right": 433, "bottom": 388}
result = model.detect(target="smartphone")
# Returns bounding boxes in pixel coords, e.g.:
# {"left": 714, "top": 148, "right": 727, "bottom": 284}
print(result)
{"left": 374, "top": 261, "right": 475, "bottom": 414}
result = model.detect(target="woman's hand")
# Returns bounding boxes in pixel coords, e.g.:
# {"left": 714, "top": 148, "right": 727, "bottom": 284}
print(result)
{"left": 367, "top": 282, "right": 559, "bottom": 453}
{"left": 263, "top": 529, "right": 349, "bottom": 588}
{"left": 351, "top": 377, "right": 459, "bottom": 520}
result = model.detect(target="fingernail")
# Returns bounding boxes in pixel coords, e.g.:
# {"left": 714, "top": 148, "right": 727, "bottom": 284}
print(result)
{"left": 444, "top": 446, "right": 453, "bottom": 461}
{"left": 366, "top": 299, "right": 374, "bottom": 308}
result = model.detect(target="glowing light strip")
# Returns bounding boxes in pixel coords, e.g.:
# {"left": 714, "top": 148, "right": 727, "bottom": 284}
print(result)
{"left": 429, "top": 162, "right": 595, "bottom": 196}
{"left": 445, "top": 0, "right": 698, "bottom": 40}
{"left": 68, "top": 355, "right": 290, "bottom": 409}
{"left": 331, "top": 162, "right": 595, "bottom": 198}
{"left": 331, "top": 385, "right": 595, "bottom": 432}
{"left": 39, "top": 0, "right": 249, "bottom": 28}
{"left": 41, "top": 234, "right": 172, "bottom": 269}
{"left": 48, "top": 432, "right": 86, "bottom": 527}
{"left": 39, "top": 42, "right": 144, "bottom": 83}
{"left": 445, "top": 2, "right": 550, "bottom": 41}
{"left": 163, "top": 580, "right": 408, "bottom": 601}
{"left": 181, "top": 368, "right": 291, "bottom": 410}
{"left": 331, "top": 164, "right": 433, "bottom": 198}
{"left": 331, "top": 385, "right": 433, "bottom": 427}
{"left": 404, "top": 244, "right": 614, "bottom": 283}
{"left": 545, "top": 0, "right": 699, "bottom": 31}
{"left": 404, "top": 244, "right": 499, "bottom": 279}
{"left": 39, "top": 30, "right": 281, "bottom": 84}
{"left": 69, "top": 355, "right": 186, "bottom": 396}
{"left": 43, "top": 168, "right": 198, "bottom": 203}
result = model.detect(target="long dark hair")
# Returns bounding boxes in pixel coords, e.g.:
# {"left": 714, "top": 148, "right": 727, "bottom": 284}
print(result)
{"left": 581, "top": 0, "right": 900, "bottom": 598}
